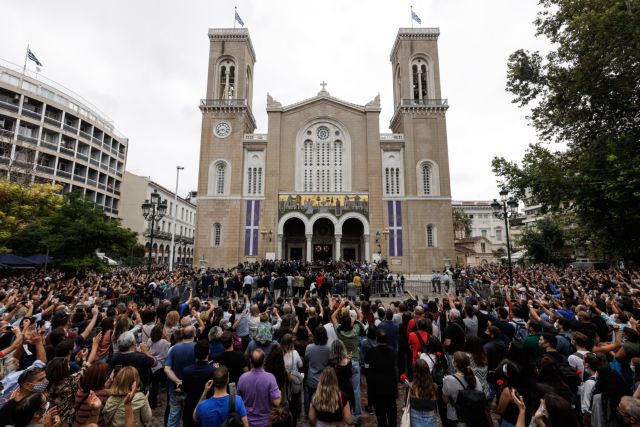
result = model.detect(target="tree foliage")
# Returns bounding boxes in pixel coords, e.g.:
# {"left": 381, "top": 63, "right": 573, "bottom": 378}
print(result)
{"left": 0, "top": 179, "right": 63, "bottom": 252}
{"left": 519, "top": 217, "right": 566, "bottom": 265}
{"left": 9, "top": 191, "right": 143, "bottom": 270}
{"left": 493, "top": 0, "right": 640, "bottom": 263}
{"left": 452, "top": 208, "right": 472, "bottom": 239}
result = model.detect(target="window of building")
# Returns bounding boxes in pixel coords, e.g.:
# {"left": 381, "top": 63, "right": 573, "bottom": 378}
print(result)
{"left": 213, "top": 223, "right": 221, "bottom": 247}
{"left": 216, "top": 163, "right": 226, "bottom": 195}
{"left": 300, "top": 124, "right": 347, "bottom": 192}
{"left": 385, "top": 167, "right": 401, "bottom": 195}
{"left": 481, "top": 242, "right": 486, "bottom": 252}
{"left": 426, "top": 224, "right": 436, "bottom": 248}
{"left": 218, "top": 59, "right": 236, "bottom": 99}
{"left": 411, "top": 57, "right": 429, "bottom": 101}
{"left": 247, "top": 167, "right": 263, "bottom": 195}
{"left": 382, "top": 151, "right": 403, "bottom": 196}
{"left": 496, "top": 229, "right": 502, "bottom": 241}
{"left": 481, "top": 229, "right": 487, "bottom": 238}
{"left": 422, "top": 164, "right": 432, "bottom": 195}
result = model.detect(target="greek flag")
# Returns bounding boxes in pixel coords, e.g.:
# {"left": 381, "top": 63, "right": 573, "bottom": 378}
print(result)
{"left": 27, "top": 48, "right": 43, "bottom": 67}
{"left": 411, "top": 10, "right": 422, "bottom": 24}
{"left": 235, "top": 11, "right": 245, "bottom": 27}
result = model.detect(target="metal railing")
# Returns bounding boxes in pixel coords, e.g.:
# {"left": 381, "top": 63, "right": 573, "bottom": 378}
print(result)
{"left": 0, "top": 99, "right": 19, "bottom": 112}
{"left": 200, "top": 99, "right": 249, "bottom": 108}
{"left": 401, "top": 99, "right": 448, "bottom": 107}
{"left": 22, "top": 109, "right": 42, "bottom": 120}
{"left": 17, "top": 134, "right": 38, "bottom": 145}
{"left": 44, "top": 117, "right": 62, "bottom": 127}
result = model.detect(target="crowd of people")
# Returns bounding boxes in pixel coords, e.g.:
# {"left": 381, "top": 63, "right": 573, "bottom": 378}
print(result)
{"left": 0, "top": 261, "right": 639, "bottom": 427}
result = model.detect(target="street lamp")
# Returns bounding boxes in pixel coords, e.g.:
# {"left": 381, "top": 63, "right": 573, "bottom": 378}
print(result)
{"left": 142, "top": 189, "right": 167, "bottom": 278}
{"left": 491, "top": 188, "right": 519, "bottom": 288}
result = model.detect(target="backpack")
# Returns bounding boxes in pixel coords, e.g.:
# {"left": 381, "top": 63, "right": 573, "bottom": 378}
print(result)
{"left": 510, "top": 319, "right": 528, "bottom": 343}
{"left": 452, "top": 375, "right": 487, "bottom": 425}
{"left": 426, "top": 353, "right": 447, "bottom": 385}
{"left": 220, "top": 392, "right": 244, "bottom": 427}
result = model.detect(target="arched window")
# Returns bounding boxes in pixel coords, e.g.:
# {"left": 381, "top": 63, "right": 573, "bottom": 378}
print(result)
{"left": 213, "top": 223, "right": 221, "bottom": 247}
{"left": 299, "top": 124, "right": 347, "bottom": 192}
{"left": 216, "top": 164, "right": 226, "bottom": 195}
{"left": 218, "top": 59, "right": 236, "bottom": 99}
{"left": 208, "top": 160, "right": 230, "bottom": 196}
{"left": 426, "top": 224, "right": 437, "bottom": 248}
{"left": 245, "top": 151, "right": 264, "bottom": 196}
{"left": 416, "top": 159, "right": 439, "bottom": 196}
{"left": 382, "top": 151, "right": 403, "bottom": 196}
{"left": 422, "top": 163, "right": 432, "bottom": 195}
{"left": 411, "top": 57, "right": 430, "bottom": 101}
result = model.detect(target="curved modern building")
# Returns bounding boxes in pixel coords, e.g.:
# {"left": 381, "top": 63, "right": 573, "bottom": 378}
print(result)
{"left": 0, "top": 60, "right": 127, "bottom": 216}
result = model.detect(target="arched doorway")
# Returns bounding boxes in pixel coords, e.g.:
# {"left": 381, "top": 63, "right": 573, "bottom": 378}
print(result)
{"left": 341, "top": 218, "right": 364, "bottom": 261}
{"left": 282, "top": 217, "right": 306, "bottom": 261}
{"left": 312, "top": 218, "right": 334, "bottom": 262}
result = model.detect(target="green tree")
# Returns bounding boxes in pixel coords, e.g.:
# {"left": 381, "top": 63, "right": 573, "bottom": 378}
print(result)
{"left": 519, "top": 217, "right": 566, "bottom": 264}
{"left": 0, "top": 179, "right": 63, "bottom": 252}
{"left": 493, "top": 0, "right": 640, "bottom": 263}
{"left": 452, "top": 207, "right": 472, "bottom": 239}
{"left": 9, "top": 191, "right": 143, "bottom": 270}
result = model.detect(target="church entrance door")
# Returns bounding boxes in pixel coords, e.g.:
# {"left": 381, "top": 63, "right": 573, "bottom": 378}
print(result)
{"left": 312, "top": 218, "right": 334, "bottom": 262}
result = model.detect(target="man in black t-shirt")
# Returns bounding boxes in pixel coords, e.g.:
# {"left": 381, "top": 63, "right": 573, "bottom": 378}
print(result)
{"left": 443, "top": 309, "right": 466, "bottom": 355}
{"left": 215, "top": 332, "right": 248, "bottom": 385}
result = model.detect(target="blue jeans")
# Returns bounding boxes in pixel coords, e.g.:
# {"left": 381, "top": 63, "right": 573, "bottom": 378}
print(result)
{"left": 410, "top": 408, "right": 440, "bottom": 426}
{"left": 167, "top": 390, "right": 186, "bottom": 427}
{"left": 351, "top": 360, "right": 362, "bottom": 423}
{"left": 304, "top": 384, "right": 316, "bottom": 419}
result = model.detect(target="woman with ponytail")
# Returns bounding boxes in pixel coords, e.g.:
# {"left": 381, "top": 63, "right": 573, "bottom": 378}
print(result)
{"left": 442, "top": 351, "right": 483, "bottom": 425}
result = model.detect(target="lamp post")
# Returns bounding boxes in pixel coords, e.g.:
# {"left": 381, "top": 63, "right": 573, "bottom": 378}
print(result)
{"left": 169, "top": 165, "right": 184, "bottom": 272}
{"left": 142, "top": 189, "right": 167, "bottom": 278}
{"left": 491, "top": 188, "right": 519, "bottom": 288}
{"left": 375, "top": 231, "right": 382, "bottom": 260}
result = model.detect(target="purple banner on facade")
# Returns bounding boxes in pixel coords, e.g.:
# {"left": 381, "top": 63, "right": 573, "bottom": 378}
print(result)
{"left": 244, "top": 200, "right": 260, "bottom": 257}
{"left": 387, "top": 201, "right": 403, "bottom": 257}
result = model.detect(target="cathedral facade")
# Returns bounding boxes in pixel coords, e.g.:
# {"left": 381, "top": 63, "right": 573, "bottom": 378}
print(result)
{"left": 194, "top": 27, "right": 454, "bottom": 273}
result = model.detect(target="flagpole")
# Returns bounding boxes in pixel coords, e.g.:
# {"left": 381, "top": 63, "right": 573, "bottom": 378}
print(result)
{"left": 410, "top": 5, "right": 414, "bottom": 28}
{"left": 234, "top": 6, "right": 237, "bottom": 29}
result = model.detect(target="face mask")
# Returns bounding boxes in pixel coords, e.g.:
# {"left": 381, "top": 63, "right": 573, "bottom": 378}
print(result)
{"left": 31, "top": 380, "right": 49, "bottom": 393}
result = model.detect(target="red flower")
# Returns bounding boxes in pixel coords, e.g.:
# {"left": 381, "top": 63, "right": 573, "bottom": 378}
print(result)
{"left": 496, "top": 379, "right": 505, "bottom": 386}
{"left": 400, "top": 374, "right": 408, "bottom": 382}
{"left": 436, "top": 352, "right": 442, "bottom": 357}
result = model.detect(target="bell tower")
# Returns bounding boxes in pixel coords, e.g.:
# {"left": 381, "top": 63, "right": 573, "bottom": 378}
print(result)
{"left": 195, "top": 28, "right": 258, "bottom": 267}
{"left": 387, "top": 28, "right": 455, "bottom": 271}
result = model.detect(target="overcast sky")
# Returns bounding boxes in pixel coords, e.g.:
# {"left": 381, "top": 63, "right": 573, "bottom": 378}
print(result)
{"left": 2, "top": 0, "right": 551, "bottom": 201}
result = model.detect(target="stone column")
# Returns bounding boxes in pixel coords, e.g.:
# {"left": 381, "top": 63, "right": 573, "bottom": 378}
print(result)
{"left": 305, "top": 233, "right": 313, "bottom": 262}
{"left": 277, "top": 234, "right": 283, "bottom": 259}
{"left": 334, "top": 234, "right": 342, "bottom": 260}
{"left": 363, "top": 235, "right": 370, "bottom": 262}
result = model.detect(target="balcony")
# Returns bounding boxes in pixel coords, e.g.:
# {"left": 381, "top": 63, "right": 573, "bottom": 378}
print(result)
{"left": 73, "top": 174, "right": 86, "bottom": 183}
{"left": 200, "top": 99, "right": 248, "bottom": 108}
{"left": 0, "top": 99, "right": 19, "bottom": 113}
{"left": 40, "top": 140, "right": 58, "bottom": 151}
{"left": 44, "top": 117, "right": 62, "bottom": 127}
{"left": 0, "top": 129, "right": 15, "bottom": 139}
{"left": 90, "top": 158, "right": 100, "bottom": 166}
{"left": 56, "top": 169, "right": 72, "bottom": 179}
{"left": 36, "top": 164, "right": 55, "bottom": 174}
{"left": 76, "top": 152, "right": 89, "bottom": 161}
{"left": 118, "top": 151, "right": 125, "bottom": 159}
{"left": 59, "top": 147, "right": 75, "bottom": 157}
{"left": 100, "top": 163, "right": 109, "bottom": 171}
{"left": 63, "top": 124, "right": 78, "bottom": 134}
{"left": 12, "top": 160, "right": 33, "bottom": 169}
{"left": 144, "top": 229, "right": 172, "bottom": 240}
{"left": 17, "top": 133, "right": 38, "bottom": 145}
{"left": 79, "top": 130, "right": 92, "bottom": 141}
{"left": 22, "top": 109, "right": 42, "bottom": 120}
{"left": 400, "top": 99, "right": 448, "bottom": 107}
{"left": 87, "top": 178, "right": 97, "bottom": 187}
{"left": 98, "top": 182, "right": 106, "bottom": 190}
{"left": 92, "top": 136, "right": 102, "bottom": 145}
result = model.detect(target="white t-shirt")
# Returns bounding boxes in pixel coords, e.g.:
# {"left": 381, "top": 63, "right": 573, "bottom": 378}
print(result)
{"left": 284, "top": 350, "right": 303, "bottom": 373}
{"left": 568, "top": 350, "right": 588, "bottom": 376}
